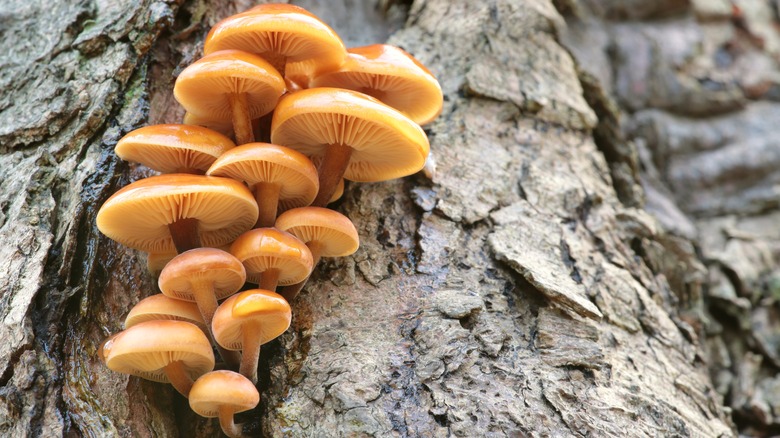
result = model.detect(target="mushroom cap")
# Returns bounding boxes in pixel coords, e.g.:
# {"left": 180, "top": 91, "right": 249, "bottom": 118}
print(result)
{"left": 96, "top": 174, "right": 259, "bottom": 253}
{"left": 115, "top": 124, "right": 236, "bottom": 174}
{"left": 271, "top": 88, "right": 429, "bottom": 182}
{"left": 174, "top": 50, "right": 285, "bottom": 121}
{"left": 311, "top": 44, "right": 443, "bottom": 125}
{"left": 159, "top": 248, "right": 246, "bottom": 301}
{"left": 190, "top": 370, "right": 259, "bottom": 418}
{"left": 124, "top": 294, "right": 206, "bottom": 331}
{"left": 204, "top": 4, "right": 346, "bottom": 74}
{"left": 183, "top": 112, "right": 234, "bottom": 138}
{"left": 102, "top": 320, "right": 215, "bottom": 383}
{"left": 274, "top": 207, "right": 359, "bottom": 257}
{"left": 206, "top": 143, "right": 319, "bottom": 211}
{"left": 213, "top": 290, "right": 292, "bottom": 350}
{"left": 229, "top": 228, "right": 313, "bottom": 285}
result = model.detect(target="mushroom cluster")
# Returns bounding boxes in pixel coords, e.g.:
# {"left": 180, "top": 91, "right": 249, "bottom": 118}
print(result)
{"left": 96, "top": 3, "right": 441, "bottom": 437}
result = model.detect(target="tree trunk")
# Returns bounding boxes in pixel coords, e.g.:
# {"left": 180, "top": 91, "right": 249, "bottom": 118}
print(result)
{"left": 4, "top": 0, "right": 770, "bottom": 436}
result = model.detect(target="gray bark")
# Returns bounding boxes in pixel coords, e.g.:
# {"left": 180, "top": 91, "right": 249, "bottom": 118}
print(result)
{"left": 3, "top": 0, "right": 775, "bottom": 436}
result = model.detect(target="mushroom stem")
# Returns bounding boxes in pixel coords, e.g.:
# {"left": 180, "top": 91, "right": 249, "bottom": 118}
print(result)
{"left": 256, "top": 112, "right": 273, "bottom": 143}
{"left": 261, "top": 52, "right": 287, "bottom": 77}
{"left": 218, "top": 406, "right": 246, "bottom": 438}
{"left": 192, "top": 281, "right": 241, "bottom": 369}
{"left": 164, "top": 360, "right": 194, "bottom": 397}
{"left": 254, "top": 183, "right": 281, "bottom": 228}
{"left": 168, "top": 218, "right": 201, "bottom": 253}
{"left": 280, "top": 241, "right": 323, "bottom": 302}
{"left": 259, "top": 268, "right": 281, "bottom": 291}
{"left": 239, "top": 321, "right": 262, "bottom": 384}
{"left": 229, "top": 93, "right": 254, "bottom": 145}
{"left": 312, "top": 144, "right": 352, "bottom": 207}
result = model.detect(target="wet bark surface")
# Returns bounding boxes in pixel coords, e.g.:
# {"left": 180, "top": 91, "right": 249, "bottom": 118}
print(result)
{"left": 0, "top": 0, "right": 774, "bottom": 437}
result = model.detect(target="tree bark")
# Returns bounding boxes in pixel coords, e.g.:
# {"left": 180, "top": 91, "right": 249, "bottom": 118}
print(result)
{"left": 3, "top": 0, "right": 767, "bottom": 436}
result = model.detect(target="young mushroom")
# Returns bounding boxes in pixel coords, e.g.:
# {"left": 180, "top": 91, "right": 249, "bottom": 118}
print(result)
{"left": 101, "top": 320, "right": 215, "bottom": 397}
{"left": 174, "top": 50, "right": 285, "bottom": 145}
{"left": 213, "top": 289, "right": 292, "bottom": 383}
{"left": 275, "top": 207, "right": 359, "bottom": 301}
{"left": 159, "top": 247, "right": 247, "bottom": 367}
{"left": 206, "top": 143, "right": 319, "bottom": 228}
{"left": 96, "top": 174, "right": 258, "bottom": 253}
{"left": 190, "top": 370, "right": 259, "bottom": 438}
{"left": 311, "top": 44, "right": 443, "bottom": 125}
{"left": 271, "top": 88, "right": 429, "bottom": 206}
{"left": 114, "top": 124, "right": 236, "bottom": 174}
{"left": 229, "top": 228, "right": 313, "bottom": 291}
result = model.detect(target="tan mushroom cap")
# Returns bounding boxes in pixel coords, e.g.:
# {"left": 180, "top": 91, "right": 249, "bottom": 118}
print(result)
{"left": 213, "top": 290, "right": 292, "bottom": 350}
{"left": 206, "top": 143, "right": 319, "bottom": 211}
{"left": 190, "top": 370, "right": 259, "bottom": 417}
{"left": 274, "top": 207, "right": 359, "bottom": 258}
{"left": 271, "top": 88, "right": 430, "bottom": 182}
{"left": 229, "top": 228, "right": 313, "bottom": 285}
{"left": 174, "top": 50, "right": 285, "bottom": 121}
{"left": 183, "top": 112, "right": 234, "bottom": 138}
{"left": 115, "top": 124, "right": 236, "bottom": 174}
{"left": 102, "top": 320, "right": 214, "bottom": 383}
{"left": 159, "top": 248, "right": 246, "bottom": 301}
{"left": 96, "top": 174, "right": 258, "bottom": 253}
{"left": 124, "top": 294, "right": 206, "bottom": 331}
{"left": 204, "top": 4, "right": 346, "bottom": 75}
{"left": 311, "top": 44, "right": 443, "bottom": 125}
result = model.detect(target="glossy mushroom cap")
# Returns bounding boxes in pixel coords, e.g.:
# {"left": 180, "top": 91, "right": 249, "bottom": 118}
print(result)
{"left": 311, "top": 44, "right": 443, "bottom": 125}
{"left": 174, "top": 50, "right": 285, "bottom": 121}
{"left": 212, "top": 290, "right": 292, "bottom": 351}
{"left": 124, "top": 294, "right": 206, "bottom": 332}
{"left": 190, "top": 370, "right": 259, "bottom": 417}
{"left": 271, "top": 88, "right": 430, "bottom": 182}
{"left": 96, "top": 174, "right": 258, "bottom": 253}
{"left": 115, "top": 124, "right": 236, "bottom": 174}
{"left": 230, "top": 228, "right": 313, "bottom": 285}
{"left": 159, "top": 248, "right": 247, "bottom": 302}
{"left": 206, "top": 143, "right": 319, "bottom": 212}
{"left": 102, "top": 320, "right": 215, "bottom": 383}
{"left": 204, "top": 4, "right": 346, "bottom": 75}
{"left": 275, "top": 207, "right": 359, "bottom": 258}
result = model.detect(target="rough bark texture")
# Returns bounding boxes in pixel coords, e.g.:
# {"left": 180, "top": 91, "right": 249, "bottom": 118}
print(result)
{"left": 0, "top": 0, "right": 776, "bottom": 437}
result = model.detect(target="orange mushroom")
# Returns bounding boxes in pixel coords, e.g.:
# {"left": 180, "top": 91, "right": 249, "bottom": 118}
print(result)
{"left": 271, "top": 88, "right": 429, "bottom": 206}
{"left": 311, "top": 44, "right": 443, "bottom": 125}
{"left": 204, "top": 4, "right": 346, "bottom": 77}
{"left": 229, "top": 228, "right": 313, "bottom": 291}
{"left": 183, "top": 112, "right": 234, "bottom": 138}
{"left": 275, "top": 207, "right": 359, "bottom": 301}
{"left": 96, "top": 174, "right": 258, "bottom": 253}
{"left": 114, "top": 124, "right": 235, "bottom": 174}
{"left": 212, "top": 289, "right": 291, "bottom": 383}
{"left": 124, "top": 294, "right": 206, "bottom": 333}
{"left": 101, "top": 320, "right": 215, "bottom": 397}
{"left": 190, "top": 370, "right": 259, "bottom": 438}
{"left": 174, "top": 50, "right": 285, "bottom": 145}
{"left": 206, "top": 143, "right": 319, "bottom": 228}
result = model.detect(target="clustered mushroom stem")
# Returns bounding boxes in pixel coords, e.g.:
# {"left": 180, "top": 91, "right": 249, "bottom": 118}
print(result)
{"left": 164, "top": 360, "right": 195, "bottom": 397}
{"left": 312, "top": 144, "right": 352, "bottom": 207}
{"left": 229, "top": 93, "right": 254, "bottom": 145}
{"left": 218, "top": 406, "right": 246, "bottom": 438}
{"left": 259, "top": 269, "right": 281, "bottom": 291}
{"left": 254, "top": 182, "right": 281, "bottom": 228}
{"left": 261, "top": 52, "right": 287, "bottom": 77}
{"left": 255, "top": 112, "right": 274, "bottom": 143}
{"left": 239, "top": 321, "right": 263, "bottom": 384}
{"left": 280, "top": 241, "right": 323, "bottom": 302}
{"left": 192, "top": 282, "right": 241, "bottom": 369}
{"left": 168, "top": 218, "right": 201, "bottom": 253}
